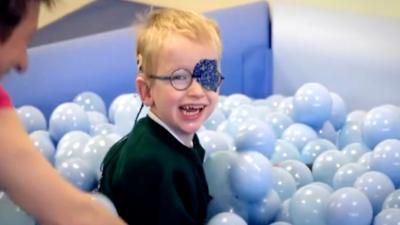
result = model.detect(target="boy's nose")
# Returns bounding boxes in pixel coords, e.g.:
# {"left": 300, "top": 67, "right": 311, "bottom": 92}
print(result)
{"left": 187, "top": 79, "right": 206, "bottom": 97}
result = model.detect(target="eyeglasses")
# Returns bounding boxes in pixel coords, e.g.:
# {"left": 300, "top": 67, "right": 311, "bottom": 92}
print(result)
{"left": 148, "top": 59, "right": 224, "bottom": 92}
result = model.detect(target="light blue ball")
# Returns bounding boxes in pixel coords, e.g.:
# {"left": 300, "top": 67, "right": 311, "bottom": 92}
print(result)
{"left": 203, "top": 151, "right": 238, "bottom": 198}
{"left": 316, "top": 121, "right": 337, "bottom": 144}
{"left": 73, "top": 91, "right": 106, "bottom": 115}
{"left": 289, "top": 184, "right": 331, "bottom": 225}
{"left": 332, "top": 163, "right": 367, "bottom": 189}
{"left": 277, "top": 160, "right": 313, "bottom": 189}
{"left": 271, "top": 139, "right": 301, "bottom": 164}
{"left": 229, "top": 151, "right": 273, "bottom": 203}
{"left": 17, "top": 105, "right": 47, "bottom": 133}
{"left": 264, "top": 94, "right": 285, "bottom": 110}
{"left": 345, "top": 110, "right": 366, "bottom": 126}
{"left": 55, "top": 131, "right": 91, "bottom": 167}
{"left": 198, "top": 130, "right": 235, "bottom": 155}
{"left": 270, "top": 222, "right": 292, "bottom": 225}
{"left": 274, "top": 199, "right": 291, "bottom": 223}
{"left": 341, "top": 142, "right": 370, "bottom": 162}
{"left": 312, "top": 150, "right": 350, "bottom": 186}
{"left": 361, "top": 105, "right": 400, "bottom": 149}
{"left": 370, "top": 139, "right": 400, "bottom": 187}
{"left": 357, "top": 152, "right": 373, "bottom": 170}
{"left": 90, "top": 123, "right": 116, "bottom": 136}
{"left": 206, "top": 195, "right": 248, "bottom": 222}
{"left": 374, "top": 208, "right": 400, "bottom": 225}
{"left": 293, "top": 83, "right": 332, "bottom": 129}
{"left": 272, "top": 167, "right": 297, "bottom": 201}
{"left": 354, "top": 171, "right": 395, "bottom": 216}
{"left": 235, "top": 119, "right": 276, "bottom": 158}
{"left": 264, "top": 112, "right": 294, "bottom": 138}
{"left": 207, "top": 212, "right": 247, "bottom": 225}
{"left": 86, "top": 111, "right": 108, "bottom": 129}
{"left": 91, "top": 192, "right": 117, "bottom": 214}
{"left": 49, "top": 102, "right": 91, "bottom": 143}
{"left": 326, "top": 187, "right": 372, "bottom": 225}
{"left": 382, "top": 189, "right": 400, "bottom": 209}
{"left": 204, "top": 108, "right": 226, "bottom": 130}
{"left": 29, "top": 130, "right": 56, "bottom": 164}
{"left": 337, "top": 123, "right": 363, "bottom": 149}
{"left": 278, "top": 97, "right": 294, "bottom": 118}
{"left": 56, "top": 158, "right": 98, "bottom": 191}
{"left": 248, "top": 190, "right": 281, "bottom": 225}
{"left": 0, "top": 192, "right": 35, "bottom": 225}
{"left": 108, "top": 93, "right": 137, "bottom": 123}
{"left": 301, "top": 138, "right": 336, "bottom": 165}
{"left": 328, "top": 92, "right": 347, "bottom": 131}
{"left": 282, "top": 123, "right": 318, "bottom": 150}
{"left": 222, "top": 93, "right": 252, "bottom": 117}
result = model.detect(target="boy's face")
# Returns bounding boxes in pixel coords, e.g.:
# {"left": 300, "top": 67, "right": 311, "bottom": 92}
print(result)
{"left": 0, "top": 1, "right": 39, "bottom": 77}
{"left": 149, "top": 34, "right": 220, "bottom": 137}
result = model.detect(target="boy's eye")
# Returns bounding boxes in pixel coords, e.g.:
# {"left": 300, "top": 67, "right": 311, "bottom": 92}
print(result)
{"left": 171, "top": 74, "right": 189, "bottom": 81}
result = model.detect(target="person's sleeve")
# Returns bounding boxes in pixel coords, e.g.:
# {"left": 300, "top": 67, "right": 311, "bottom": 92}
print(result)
{"left": 0, "top": 85, "right": 12, "bottom": 108}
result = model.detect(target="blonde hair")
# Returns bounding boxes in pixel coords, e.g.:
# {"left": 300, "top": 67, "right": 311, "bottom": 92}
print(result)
{"left": 135, "top": 8, "right": 222, "bottom": 75}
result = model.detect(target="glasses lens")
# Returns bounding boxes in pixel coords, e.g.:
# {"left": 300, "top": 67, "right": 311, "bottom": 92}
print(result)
{"left": 171, "top": 69, "right": 192, "bottom": 90}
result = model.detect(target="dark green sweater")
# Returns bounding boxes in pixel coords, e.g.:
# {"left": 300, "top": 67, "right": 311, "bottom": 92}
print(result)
{"left": 99, "top": 116, "right": 210, "bottom": 225}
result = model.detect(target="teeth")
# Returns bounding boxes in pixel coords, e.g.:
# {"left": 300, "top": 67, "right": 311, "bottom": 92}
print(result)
{"left": 180, "top": 105, "right": 205, "bottom": 116}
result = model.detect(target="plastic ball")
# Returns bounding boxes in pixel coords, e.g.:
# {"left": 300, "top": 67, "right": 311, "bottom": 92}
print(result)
{"left": 90, "top": 123, "right": 116, "bottom": 136}
{"left": 357, "top": 152, "right": 373, "bottom": 170}
{"left": 264, "top": 94, "right": 285, "bottom": 110}
{"left": 272, "top": 167, "right": 297, "bottom": 201}
{"left": 222, "top": 93, "right": 252, "bottom": 117}
{"left": 78, "top": 135, "right": 115, "bottom": 179}
{"left": 312, "top": 150, "right": 350, "bottom": 186}
{"left": 229, "top": 151, "right": 273, "bottom": 203}
{"left": 248, "top": 190, "right": 281, "bottom": 225}
{"left": 274, "top": 199, "right": 291, "bottom": 223}
{"left": 382, "top": 189, "right": 400, "bottom": 209}
{"left": 270, "top": 222, "right": 291, "bottom": 225}
{"left": 341, "top": 142, "right": 370, "bottom": 162}
{"left": 0, "top": 192, "right": 35, "bottom": 225}
{"left": 48, "top": 102, "right": 91, "bottom": 143}
{"left": 204, "top": 108, "right": 226, "bottom": 130}
{"left": 86, "top": 111, "right": 108, "bottom": 128}
{"left": 332, "top": 163, "right": 367, "bottom": 189}
{"left": 370, "top": 139, "right": 400, "bottom": 187}
{"left": 198, "top": 130, "right": 235, "bottom": 155}
{"left": 206, "top": 195, "right": 248, "bottom": 222}
{"left": 264, "top": 112, "right": 293, "bottom": 138}
{"left": 346, "top": 110, "right": 366, "bottom": 126}
{"left": 207, "top": 212, "right": 247, "bottom": 225}
{"left": 301, "top": 138, "right": 336, "bottom": 165}
{"left": 361, "top": 105, "right": 400, "bottom": 149}
{"left": 353, "top": 171, "right": 395, "bottom": 215}
{"left": 271, "top": 139, "right": 301, "bottom": 164}
{"left": 73, "top": 91, "right": 106, "bottom": 115}
{"left": 373, "top": 208, "right": 400, "bottom": 225}
{"left": 328, "top": 92, "right": 347, "bottom": 130}
{"left": 235, "top": 119, "right": 276, "bottom": 158}
{"left": 316, "top": 121, "right": 337, "bottom": 144}
{"left": 278, "top": 97, "right": 294, "bottom": 118}
{"left": 326, "top": 187, "right": 372, "bottom": 225}
{"left": 108, "top": 93, "right": 136, "bottom": 123}
{"left": 29, "top": 130, "right": 56, "bottom": 164}
{"left": 282, "top": 123, "right": 318, "bottom": 150}
{"left": 17, "top": 105, "right": 47, "bottom": 133}
{"left": 113, "top": 96, "right": 144, "bottom": 136}
{"left": 56, "top": 158, "right": 98, "bottom": 191}
{"left": 277, "top": 160, "right": 313, "bottom": 188}
{"left": 292, "top": 83, "right": 332, "bottom": 129}
{"left": 203, "top": 151, "right": 238, "bottom": 198}
{"left": 289, "top": 184, "right": 331, "bottom": 225}
{"left": 55, "top": 131, "right": 91, "bottom": 166}
{"left": 336, "top": 123, "right": 363, "bottom": 149}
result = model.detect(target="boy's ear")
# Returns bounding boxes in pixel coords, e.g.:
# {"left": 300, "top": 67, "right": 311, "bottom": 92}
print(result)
{"left": 136, "top": 75, "right": 153, "bottom": 107}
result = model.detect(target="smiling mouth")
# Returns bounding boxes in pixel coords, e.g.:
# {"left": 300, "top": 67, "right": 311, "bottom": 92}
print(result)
{"left": 179, "top": 104, "right": 206, "bottom": 116}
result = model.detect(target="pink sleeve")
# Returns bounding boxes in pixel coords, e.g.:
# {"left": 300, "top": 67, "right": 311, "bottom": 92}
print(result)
{"left": 0, "top": 85, "right": 12, "bottom": 108}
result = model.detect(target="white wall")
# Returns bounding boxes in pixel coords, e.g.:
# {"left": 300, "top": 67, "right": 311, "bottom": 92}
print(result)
{"left": 272, "top": 1, "right": 400, "bottom": 110}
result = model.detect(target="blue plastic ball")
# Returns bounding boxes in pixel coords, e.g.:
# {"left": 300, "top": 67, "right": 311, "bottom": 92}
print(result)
{"left": 282, "top": 123, "right": 318, "bottom": 150}
{"left": 248, "top": 190, "right": 281, "bottom": 225}
{"left": 274, "top": 199, "right": 291, "bottom": 223}
{"left": 277, "top": 160, "right": 313, "bottom": 188}
{"left": 17, "top": 105, "right": 47, "bottom": 133}
{"left": 316, "top": 121, "right": 337, "bottom": 144}
{"left": 0, "top": 192, "right": 35, "bottom": 225}
{"left": 357, "top": 152, "right": 373, "bottom": 170}
{"left": 48, "top": 102, "right": 91, "bottom": 143}
{"left": 374, "top": 208, "right": 400, "bottom": 225}
{"left": 301, "top": 138, "right": 336, "bottom": 165}
{"left": 326, "top": 187, "right": 372, "bottom": 225}
{"left": 328, "top": 92, "right": 347, "bottom": 130}
{"left": 55, "top": 131, "right": 91, "bottom": 166}
{"left": 198, "top": 130, "right": 235, "bottom": 155}
{"left": 204, "top": 108, "right": 226, "bottom": 130}
{"left": 353, "top": 171, "right": 395, "bottom": 215}
{"left": 222, "top": 93, "right": 252, "bottom": 117}
{"left": 272, "top": 167, "right": 297, "bottom": 201}
{"left": 264, "top": 94, "right": 285, "bottom": 110}
{"left": 312, "top": 150, "right": 350, "bottom": 186}
{"left": 341, "top": 142, "right": 370, "bottom": 162}
{"left": 337, "top": 123, "right": 363, "bottom": 149}
{"left": 229, "top": 151, "right": 273, "bottom": 203}
{"left": 264, "top": 112, "right": 294, "bottom": 138}
{"left": 56, "top": 158, "right": 98, "bottom": 191}
{"left": 207, "top": 212, "right": 247, "bottom": 225}
{"left": 293, "top": 83, "right": 332, "bottom": 129}
{"left": 278, "top": 97, "right": 294, "bottom": 118}
{"left": 271, "top": 139, "right": 301, "bottom": 164}
{"left": 73, "top": 91, "right": 106, "bottom": 115}
{"left": 346, "top": 110, "right": 366, "bottom": 126}
{"left": 206, "top": 195, "right": 248, "bottom": 222}
{"left": 29, "top": 130, "right": 56, "bottom": 164}
{"left": 361, "top": 105, "right": 400, "bottom": 149}
{"left": 332, "top": 163, "right": 367, "bottom": 189}
{"left": 382, "top": 189, "right": 400, "bottom": 209}
{"left": 370, "top": 139, "right": 400, "bottom": 187}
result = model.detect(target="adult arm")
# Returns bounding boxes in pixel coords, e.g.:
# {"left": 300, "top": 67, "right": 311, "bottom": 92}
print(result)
{"left": 0, "top": 107, "right": 127, "bottom": 225}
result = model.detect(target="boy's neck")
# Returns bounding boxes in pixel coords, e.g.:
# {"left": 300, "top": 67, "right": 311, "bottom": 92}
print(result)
{"left": 148, "top": 110, "right": 194, "bottom": 148}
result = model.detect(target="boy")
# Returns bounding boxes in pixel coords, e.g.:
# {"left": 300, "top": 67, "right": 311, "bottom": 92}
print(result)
{"left": 100, "top": 8, "right": 224, "bottom": 225}
{"left": 0, "top": 0, "right": 126, "bottom": 224}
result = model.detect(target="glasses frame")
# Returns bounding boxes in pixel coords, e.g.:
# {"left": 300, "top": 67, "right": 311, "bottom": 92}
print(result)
{"left": 148, "top": 68, "right": 224, "bottom": 91}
